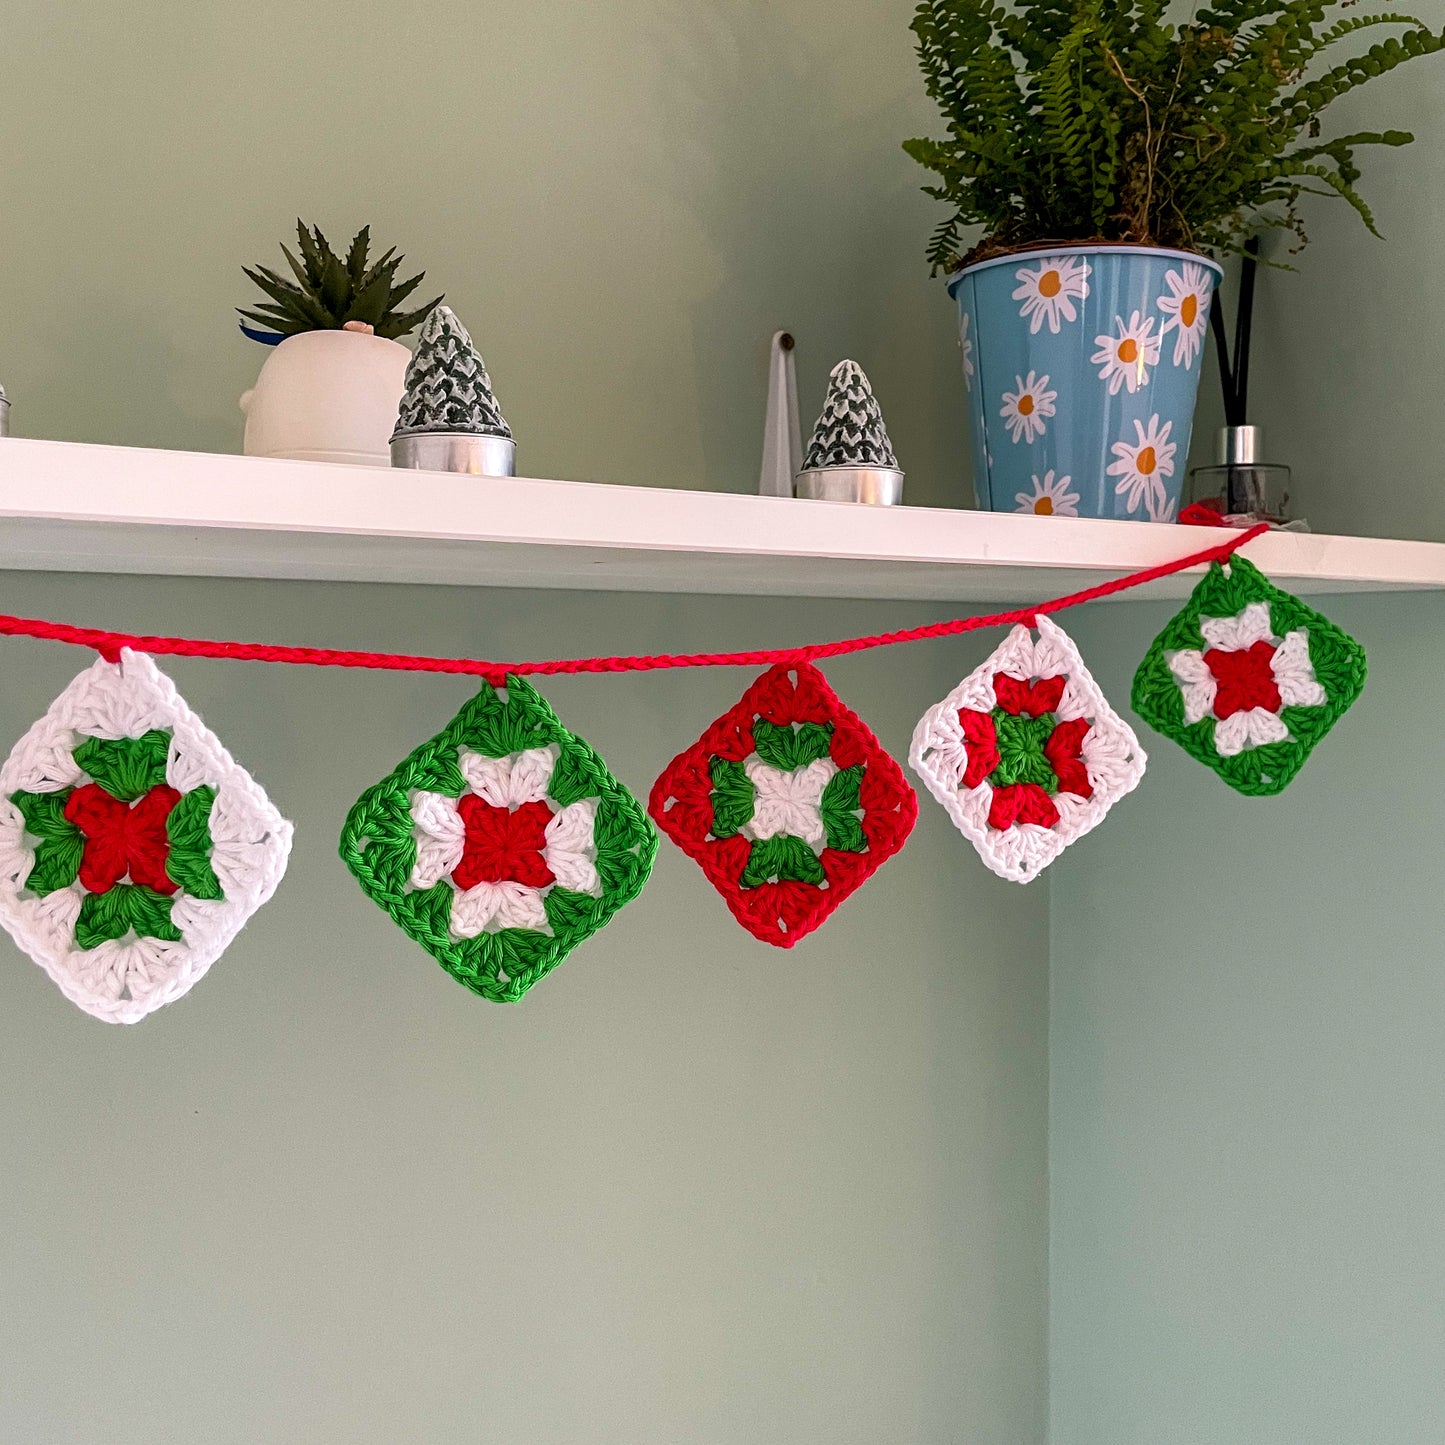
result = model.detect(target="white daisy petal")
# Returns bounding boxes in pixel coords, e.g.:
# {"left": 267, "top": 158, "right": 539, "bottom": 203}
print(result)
{"left": 1214, "top": 707, "right": 1290, "bottom": 757}
{"left": 1011, "top": 256, "right": 1091, "bottom": 334}
{"left": 1015, "top": 469, "right": 1081, "bottom": 517}
{"left": 409, "top": 790, "right": 465, "bottom": 888}
{"left": 999, "top": 371, "right": 1057, "bottom": 445}
{"left": 1156, "top": 262, "right": 1212, "bottom": 369}
{"left": 1167, "top": 649, "right": 1217, "bottom": 724}
{"left": 450, "top": 880, "right": 550, "bottom": 937}
{"left": 1106, "top": 415, "right": 1176, "bottom": 517}
{"left": 543, "top": 798, "right": 600, "bottom": 894}
{"left": 1270, "top": 629, "right": 1328, "bottom": 708}
{"left": 958, "top": 311, "right": 974, "bottom": 389}
{"left": 458, "top": 745, "right": 557, "bottom": 807}
{"left": 1091, "top": 310, "right": 1162, "bottom": 394}
{"left": 1200, "top": 602, "right": 1276, "bottom": 653}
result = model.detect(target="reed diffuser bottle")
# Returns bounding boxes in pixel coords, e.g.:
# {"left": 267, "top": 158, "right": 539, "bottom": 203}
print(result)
{"left": 1188, "top": 239, "right": 1293, "bottom": 524}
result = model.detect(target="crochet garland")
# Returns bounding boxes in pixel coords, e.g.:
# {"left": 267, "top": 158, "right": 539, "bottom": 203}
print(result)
{"left": 0, "top": 525, "right": 1371, "bottom": 1018}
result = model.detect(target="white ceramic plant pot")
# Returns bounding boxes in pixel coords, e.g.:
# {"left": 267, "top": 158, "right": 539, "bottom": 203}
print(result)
{"left": 239, "top": 331, "right": 410, "bottom": 466}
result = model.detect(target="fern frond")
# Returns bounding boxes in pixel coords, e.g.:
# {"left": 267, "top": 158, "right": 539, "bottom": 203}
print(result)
{"left": 904, "top": 0, "right": 1445, "bottom": 267}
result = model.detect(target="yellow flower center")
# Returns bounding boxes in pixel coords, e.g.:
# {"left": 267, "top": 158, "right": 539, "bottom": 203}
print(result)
{"left": 1039, "top": 269, "right": 1062, "bottom": 298}
{"left": 1017, "top": 393, "right": 1035, "bottom": 416}
{"left": 1181, "top": 293, "right": 1198, "bottom": 328}
{"left": 1137, "top": 446, "right": 1157, "bottom": 475}
{"left": 1117, "top": 338, "right": 1139, "bottom": 364}
{"left": 1034, "top": 496, "right": 1054, "bottom": 515}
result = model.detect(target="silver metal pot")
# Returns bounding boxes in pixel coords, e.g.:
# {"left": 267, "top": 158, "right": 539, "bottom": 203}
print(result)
{"left": 793, "top": 465, "right": 904, "bottom": 506}
{"left": 390, "top": 431, "right": 515, "bottom": 476}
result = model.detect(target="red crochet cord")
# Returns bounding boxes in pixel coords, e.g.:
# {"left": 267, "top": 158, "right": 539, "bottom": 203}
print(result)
{"left": 0, "top": 524, "right": 1268, "bottom": 684}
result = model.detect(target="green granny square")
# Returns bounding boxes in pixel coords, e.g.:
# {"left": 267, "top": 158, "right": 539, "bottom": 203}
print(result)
{"left": 1131, "top": 556, "right": 1367, "bottom": 796}
{"left": 341, "top": 676, "right": 657, "bottom": 1002}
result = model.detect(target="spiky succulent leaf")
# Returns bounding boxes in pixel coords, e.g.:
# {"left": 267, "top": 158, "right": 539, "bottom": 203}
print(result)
{"left": 382, "top": 271, "right": 424, "bottom": 311}
{"left": 295, "top": 220, "right": 324, "bottom": 285}
{"left": 357, "top": 247, "right": 398, "bottom": 294}
{"left": 380, "top": 296, "right": 447, "bottom": 340}
{"left": 239, "top": 224, "right": 443, "bottom": 338}
{"left": 345, "top": 225, "right": 370, "bottom": 286}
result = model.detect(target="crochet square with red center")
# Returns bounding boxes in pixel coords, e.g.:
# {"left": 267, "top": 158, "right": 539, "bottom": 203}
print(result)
{"left": 1132, "top": 556, "right": 1368, "bottom": 795}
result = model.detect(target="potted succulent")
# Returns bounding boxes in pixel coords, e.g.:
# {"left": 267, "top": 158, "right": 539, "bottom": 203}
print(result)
{"left": 905, "top": 2, "right": 1443, "bottom": 521}
{"left": 238, "top": 222, "right": 442, "bottom": 465}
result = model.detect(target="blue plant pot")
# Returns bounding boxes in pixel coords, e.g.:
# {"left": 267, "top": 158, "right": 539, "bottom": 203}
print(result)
{"left": 948, "top": 245, "right": 1222, "bottom": 522}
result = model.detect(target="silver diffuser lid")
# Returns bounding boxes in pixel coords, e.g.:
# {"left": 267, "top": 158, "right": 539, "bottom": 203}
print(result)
{"left": 1218, "top": 425, "right": 1262, "bottom": 466}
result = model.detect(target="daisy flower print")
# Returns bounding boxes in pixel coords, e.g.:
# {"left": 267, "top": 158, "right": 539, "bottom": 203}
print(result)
{"left": 959, "top": 310, "right": 975, "bottom": 391}
{"left": 1107, "top": 415, "right": 1177, "bottom": 520}
{"left": 999, "top": 371, "right": 1056, "bottom": 445}
{"left": 1014, "top": 470, "right": 1079, "bottom": 517}
{"left": 1157, "top": 262, "right": 1212, "bottom": 368}
{"left": 1092, "top": 311, "right": 1161, "bottom": 395}
{"left": 1012, "top": 256, "right": 1090, "bottom": 335}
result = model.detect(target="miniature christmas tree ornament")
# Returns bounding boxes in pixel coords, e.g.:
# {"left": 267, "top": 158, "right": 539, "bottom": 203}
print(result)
{"left": 1132, "top": 555, "right": 1366, "bottom": 794}
{"left": 390, "top": 305, "right": 515, "bottom": 476}
{"left": 341, "top": 676, "right": 655, "bottom": 1002}
{"left": 794, "top": 359, "right": 904, "bottom": 505}
{"left": 0, "top": 650, "right": 293, "bottom": 1022}
{"left": 910, "top": 616, "right": 1146, "bottom": 883}
{"left": 649, "top": 664, "right": 917, "bottom": 945}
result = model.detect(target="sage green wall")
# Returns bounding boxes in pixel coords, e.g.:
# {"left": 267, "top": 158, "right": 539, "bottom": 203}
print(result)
{"left": 1244, "top": 72, "right": 1445, "bottom": 543}
{"left": 1049, "top": 591, "right": 1445, "bottom": 1444}
{"left": 0, "top": 0, "right": 970, "bottom": 507}
{"left": 1048, "top": 58, "right": 1445, "bottom": 1440}
{"left": 0, "top": 573, "right": 1048, "bottom": 1444}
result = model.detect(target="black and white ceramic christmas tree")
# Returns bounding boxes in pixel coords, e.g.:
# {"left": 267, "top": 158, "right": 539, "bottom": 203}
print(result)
{"left": 390, "top": 305, "right": 515, "bottom": 475}
{"left": 795, "top": 359, "right": 903, "bottom": 505}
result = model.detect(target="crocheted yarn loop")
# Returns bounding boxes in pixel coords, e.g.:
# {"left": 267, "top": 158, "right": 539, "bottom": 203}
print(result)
{"left": 340, "top": 674, "right": 656, "bottom": 1003}
{"left": 1131, "top": 556, "right": 1367, "bottom": 795}
{"left": 648, "top": 663, "right": 917, "bottom": 947}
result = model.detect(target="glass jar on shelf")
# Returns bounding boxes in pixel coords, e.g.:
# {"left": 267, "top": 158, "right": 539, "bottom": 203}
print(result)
{"left": 1188, "top": 425, "right": 1292, "bottom": 525}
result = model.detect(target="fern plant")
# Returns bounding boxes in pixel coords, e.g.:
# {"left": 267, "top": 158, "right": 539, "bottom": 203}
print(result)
{"left": 904, "top": 1, "right": 1445, "bottom": 273}
{"left": 239, "top": 222, "right": 442, "bottom": 340}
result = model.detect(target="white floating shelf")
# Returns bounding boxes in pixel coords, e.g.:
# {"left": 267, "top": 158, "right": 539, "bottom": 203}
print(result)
{"left": 0, "top": 437, "right": 1442, "bottom": 604}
